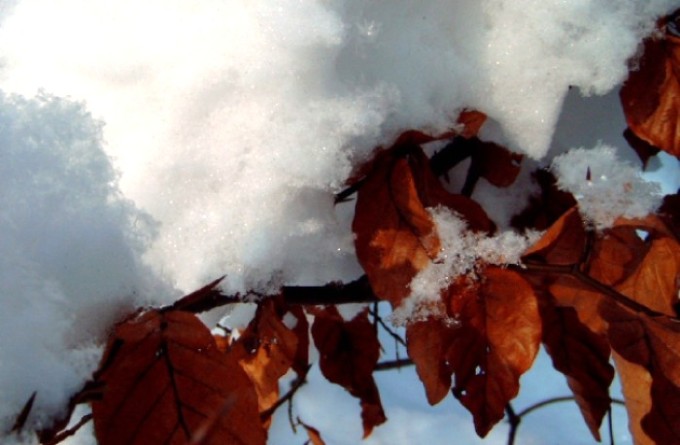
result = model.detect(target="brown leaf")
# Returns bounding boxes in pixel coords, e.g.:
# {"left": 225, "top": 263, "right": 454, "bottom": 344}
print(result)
{"left": 456, "top": 110, "right": 487, "bottom": 138}
{"left": 588, "top": 225, "right": 649, "bottom": 288}
{"left": 601, "top": 303, "right": 680, "bottom": 444}
{"left": 620, "top": 14, "right": 680, "bottom": 157}
{"left": 406, "top": 269, "right": 540, "bottom": 437}
{"left": 538, "top": 295, "right": 614, "bottom": 439}
{"left": 406, "top": 316, "right": 459, "bottom": 405}
{"left": 511, "top": 169, "right": 577, "bottom": 231}
{"left": 523, "top": 207, "right": 586, "bottom": 265}
{"left": 470, "top": 140, "right": 524, "bottom": 188}
{"left": 616, "top": 236, "right": 680, "bottom": 315}
{"left": 92, "top": 309, "right": 266, "bottom": 445}
{"left": 311, "top": 307, "right": 386, "bottom": 437}
{"left": 353, "top": 142, "right": 493, "bottom": 306}
{"left": 599, "top": 231, "right": 680, "bottom": 445}
{"left": 230, "top": 299, "right": 299, "bottom": 427}
{"left": 548, "top": 276, "right": 608, "bottom": 335}
{"left": 659, "top": 192, "right": 680, "bottom": 241}
{"left": 287, "top": 305, "right": 310, "bottom": 377}
{"left": 613, "top": 353, "right": 655, "bottom": 445}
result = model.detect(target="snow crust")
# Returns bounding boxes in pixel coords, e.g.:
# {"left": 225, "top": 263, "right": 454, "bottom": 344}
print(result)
{"left": 0, "top": 0, "right": 676, "bottom": 441}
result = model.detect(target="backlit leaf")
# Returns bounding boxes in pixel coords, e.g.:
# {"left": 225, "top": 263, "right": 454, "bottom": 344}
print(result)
{"left": 92, "top": 309, "right": 266, "bottom": 445}
{"left": 230, "top": 299, "right": 299, "bottom": 427}
{"left": 353, "top": 140, "right": 492, "bottom": 307}
{"left": 311, "top": 307, "right": 386, "bottom": 437}
{"left": 538, "top": 294, "right": 614, "bottom": 439}
{"left": 620, "top": 12, "right": 680, "bottom": 157}
{"left": 523, "top": 207, "right": 586, "bottom": 265}
{"left": 406, "top": 315, "right": 459, "bottom": 405}
{"left": 406, "top": 268, "right": 540, "bottom": 437}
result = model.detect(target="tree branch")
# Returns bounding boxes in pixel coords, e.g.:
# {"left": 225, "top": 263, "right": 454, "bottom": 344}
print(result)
{"left": 40, "top": 413, "right": 93, "bottom": 445}
{"left": 260, "top": 366, "right": 311, "bottom": 422}
{"left": 375, "top": 358, "right": 414, "bottom": 371}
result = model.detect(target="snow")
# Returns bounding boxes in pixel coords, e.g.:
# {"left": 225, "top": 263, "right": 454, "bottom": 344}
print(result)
{"left": 0, "top": 92, "right": 168, "bottom": 431}
{"left": 0, "top": 0, "right": 676, "bottom": 443}
{"left": 552, "top": 143, "right": 663, "bottom": 229}
{"left": 392, "top": 207, "right": 540, "bottom": 325}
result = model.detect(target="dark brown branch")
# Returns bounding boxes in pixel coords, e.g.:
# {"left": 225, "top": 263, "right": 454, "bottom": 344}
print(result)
{"left": 375, "top": 358, "right": 414, "bottom": 371}
{"left": 370, "top": 309, "right": 407, "bottom": 347}
{"left": 281, "top": 275, "right": 378, "bottom": 305}
{"left": 40, "top": 413, "right": 93, "bottom": 445}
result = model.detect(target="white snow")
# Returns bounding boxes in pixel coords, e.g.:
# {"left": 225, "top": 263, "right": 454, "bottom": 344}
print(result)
{"left": 0, "top": 92, "right": 167, "bottom": 432}
{"left": 552, "top": 143, "right": 663, "bottom": 229}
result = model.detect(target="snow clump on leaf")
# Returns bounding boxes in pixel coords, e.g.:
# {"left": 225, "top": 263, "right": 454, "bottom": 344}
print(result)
{"left": 551, "top": 143, "right": 663, "bottom": 229}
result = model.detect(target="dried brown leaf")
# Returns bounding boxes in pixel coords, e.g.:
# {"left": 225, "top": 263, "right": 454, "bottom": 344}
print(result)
{"left": 230, "top": 299, "right": 299, "bottom": 427}
{"left": 620, "top": 15, "right": 680, "bottom": 157}
{"left": 92, "top": 309, "right": 266, "bottom": 445}
{"left": 538, "top": 295, "right": 614, "bottom": 439}
{"left": 523, "top": 207, "right": 586, "bottom": 265}
{"left": 311, "top": 307, "right": 386, "bottom": 437}
{"left": 353, "top": 142, "right": 492, "bottom": 306}
{"left": 406, "top": 269, "right": 541, "bottom": 437}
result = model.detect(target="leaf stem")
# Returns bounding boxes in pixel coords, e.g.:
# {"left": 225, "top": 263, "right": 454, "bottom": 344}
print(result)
{"left": 260, "top": 365, "right": 311, "bottom": 422}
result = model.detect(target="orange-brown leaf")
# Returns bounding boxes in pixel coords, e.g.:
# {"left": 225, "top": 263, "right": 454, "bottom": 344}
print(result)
{"left": 353, "top": 143, "right": 493, "bottom": 306}
{"left": 538, "top": 295, "right": 614, "bottom": 439}
{"left": 92, "top": 310, "right": 266, "bottom": 445}
{"left": 616, "top": 237, "right": 680, "bottom": 315}
{"left": 456, "top": 110, "right": 487, "bottom": 138}
{"left": 353, "top": 149, "right": 440, "bottom": 306}
{"left": 588, "top": 225, "right": 649, "bottom": 287}
{"left": 601, "top": 303, "right": 680, "bottom": 444}
{"left": 442, "top": 268, "right": 541, "bottom": 437}
{"left": 311, "top": 307, "right": 386, "bottom": 437}
{"left": 613, "top": 352, "right": 655, "bottom": 445}
{"left": 523, "top": 207, "right": 586, "bottom": 265}
{"left": 620, "top": 15, "right": 680, "bottom": 157}
{"left": 471, "top": 141, "right": 523, "bottom": 188}
{"left": 406, "top": 317, "right": 459, "bottom": 405}
{"left": 230, "top": 299, "right": 299, "bottom": 424}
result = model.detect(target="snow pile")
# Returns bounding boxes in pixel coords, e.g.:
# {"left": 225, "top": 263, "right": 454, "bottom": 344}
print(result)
{"left": 552, "top": 144, "right": 663, "bottom": 229}
{"left": 0, "top": 0, "right": 675, "bottom": 295}
{"left": 0, "top": 92, "right": 164, "bottom": 431}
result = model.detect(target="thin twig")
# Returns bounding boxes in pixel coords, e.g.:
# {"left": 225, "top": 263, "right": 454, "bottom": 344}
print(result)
{"left": 260, "top": 366, "right": 311, "bottom": 422}
{"left": 369, "top": 308, "right": 407, "bottom": 348}
{"left": 505, "top": 403, "right": 520, "bottom": 445}
{"left": 374, "top": 358, "right": 414, "bottom": 371}
{"left": 506, "top": 396, "right": 626, "bottom": 445}
{"left": 40, "top": 414, "right": 93, "bottom": 445}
